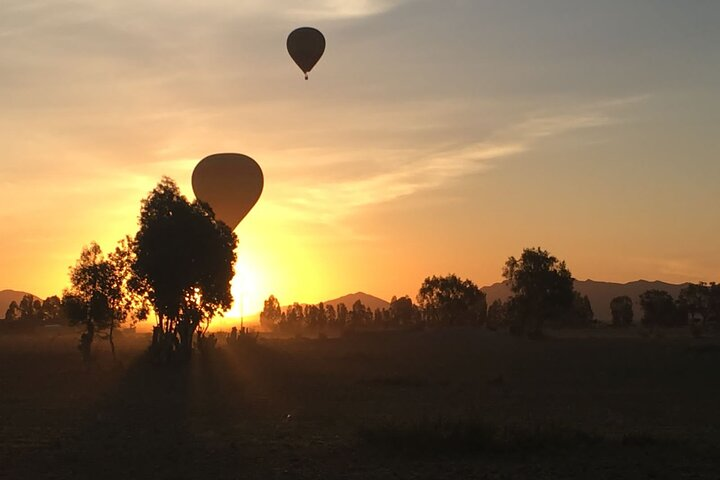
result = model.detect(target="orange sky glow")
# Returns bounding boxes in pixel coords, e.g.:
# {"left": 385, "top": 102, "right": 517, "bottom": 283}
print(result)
{"left": 1, "top": 1, "right": 719, "bottom": 325}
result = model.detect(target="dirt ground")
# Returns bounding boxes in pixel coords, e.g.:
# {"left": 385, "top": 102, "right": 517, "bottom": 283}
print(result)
{"left": 1, "top": 327, "right": 719, "bottom": 479}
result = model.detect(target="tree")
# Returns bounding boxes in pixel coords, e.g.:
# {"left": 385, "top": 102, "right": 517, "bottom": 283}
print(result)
{"left": 110, "top": 236, "right": 151, "bottom": 325}
{"left": 610, "top": 296, "right": 633, "bottom": 326}
{"left": 336, "top": 303, "right": 348, "bottom": 330}
{"left": 709, "top": 283, "right": 720, "bottom": 324}
{"left": 41, "top": 296, "right": 63, "bottom": 324}
{"left": 291, "top": 303, "right": 305, "bottom": 334}
{"left": 373, "top": 308, "right": 383, "bottom": 327}
{"left": 4, "top": 301, "right": 19, "bottom": 321}
{"left": 18, "top": 294, "right": 41, "bottom": 323}
{"left": 639, "top": 289, "right": 680, "bottom": 327}
{"left": 325, "top": 304, "right": 336, "bottom": 328}
{"left": 304, "top": 304, "right": 320, "bottom": 331}
{"left": 62, "top": 242, "right": 128, "bottom": 361}
{"left": 389, "top": 296, "right": 417, "bottom": 328}
{"left": 316, "top": 302, "right": 327, "bottom": 332}
{"left": 417, "top": 274, "right": 486, "bottom": 327}
{"left": 502, "top": 247, "right": 575, "bottom": 336}
{"left": 260, "top": 295, "right": 282, "bottom": 331}
{"left": 571, "top": 292, "right": 594, "bottom": 325}
{"left": 486, "top": 299, "right": 506, "bottom": 330}
{"left": 350, "top": 300, "right": 367, "bottom": 329}
{"left": 677, "top": 283, "right": 711, "bottom": 326}
{"left": 131, "top": 177, "right": 237, "bottom": 360}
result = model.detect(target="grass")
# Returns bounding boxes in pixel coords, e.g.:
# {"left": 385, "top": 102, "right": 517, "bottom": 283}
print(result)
{"left": 1, "top": 327, "right": 719, "bottom": 479}
{"left": 359, "top": 417, "right": 608, "bottom": 456}
{"left": 361, "top": 374, "right": 427, "bottom": 388}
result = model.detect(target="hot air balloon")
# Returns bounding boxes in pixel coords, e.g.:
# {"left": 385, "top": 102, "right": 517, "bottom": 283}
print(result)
{"left": 192, "top": 153, "right": 264, "bottom": 230}
{"left": 287, "top": 27, "right": 325, "bottom": 80}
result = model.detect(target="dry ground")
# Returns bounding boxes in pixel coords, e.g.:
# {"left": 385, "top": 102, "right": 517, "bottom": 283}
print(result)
{"left": 1, "top": 327, "right": 719, "bottom": 479}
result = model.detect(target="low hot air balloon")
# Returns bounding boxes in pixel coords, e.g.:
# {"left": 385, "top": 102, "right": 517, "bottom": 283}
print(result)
{"left": 287, "top": 27, "right": 325, "bottom": 80}
{"left": 192, "top": 153, "right": 264, "bottom": 230}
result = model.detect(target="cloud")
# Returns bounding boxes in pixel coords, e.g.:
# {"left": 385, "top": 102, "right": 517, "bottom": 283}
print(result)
{"left": 270, "top": 142, "right": 517, "bottom": 224}
{"left": 284, "top": 0, "right": 410, "bottom": 19}
{"left": 272, "top": 99, "right": 640, "bottom": 224}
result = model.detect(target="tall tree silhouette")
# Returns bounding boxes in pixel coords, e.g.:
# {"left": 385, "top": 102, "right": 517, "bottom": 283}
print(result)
{"left": 41, "top": 296, "right": 63, "bottom": 324}
{"left": 639, "top": 289, "right": 680, "bottom": 327}
{"left": 709, "top": 283, "right": 720, "bottom": 323}
{"left": 4, "top": 301, "right": 19, "bottom": 321}
{"left": 62, "top": 242, "right": 128, "bottom": 361}
{"left": 325, "top": 303, "right": 337, "bottom": 329}
{"left": 18, "top": 294, "right": 41, "bottom": 323}
{"left": 317, "top": 302, "right": 327, "bottom": 332}
{"left": 502, "top": 247, "right": 574, "bottom": 336}
{"left": 389, "top": 295, "right": 417, "bottom": 327}
{"left": 571, "top": 292, "right": 594, "bottom": 324}
{"left": 677, "top": 282, "right": 715, "bottom": 326}
{"left": 610, "top": 296, "right": 634, "bottom": 326}
{"left": 417, "top": 274, "right": 486, "bottom": 327}
{"left": 132, "top": 177, "right": 237, "bottom": 360}
{"left": 336, "top": 303, "right": 348, "bottom": 330}
{"left": 486, "top": 299, "right": 507, "bottom": 330}
{"left": 350, "top": 300, "right": 367, "bottom": 329}
{"left": 260, "top": 295, "right": 282, "bottom": 331}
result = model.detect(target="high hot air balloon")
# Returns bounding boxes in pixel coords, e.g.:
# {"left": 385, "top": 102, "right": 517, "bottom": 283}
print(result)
{"left": 192, "top": 153, "right": 264, "bottom": 230}
{"left": 287, "top": 27, "right": 325, "bottom": 80}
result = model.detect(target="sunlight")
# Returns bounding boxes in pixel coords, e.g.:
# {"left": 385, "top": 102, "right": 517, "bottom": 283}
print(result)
{"left": 227, "top": 255, "right": 265, "bottom": 323}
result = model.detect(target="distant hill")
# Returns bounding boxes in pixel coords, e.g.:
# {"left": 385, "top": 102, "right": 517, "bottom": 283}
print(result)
{"left": 321, "top": 292, "right": 390, "bottom": 311}
{"left": 0, "top": 290, "right": 39, "bottom": 319}
{"left": 481, "top": 280, "right": 688, "bottom": 323}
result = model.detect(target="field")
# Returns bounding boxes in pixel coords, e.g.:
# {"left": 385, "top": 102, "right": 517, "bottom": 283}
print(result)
{"left": 2, "top": 328, "right": 720, "bottom": 479}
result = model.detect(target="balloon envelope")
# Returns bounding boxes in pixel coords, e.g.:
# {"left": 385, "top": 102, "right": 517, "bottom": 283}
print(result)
{"left": 192, "top": 153, "right": 264, "bottom": 230}
{"left": 287, "top": 27, "right": 325, "bottom": 79}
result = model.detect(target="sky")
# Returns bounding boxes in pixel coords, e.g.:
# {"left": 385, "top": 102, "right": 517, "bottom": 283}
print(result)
{"left": 1, "top": 0, "right": 719, "bottom": 318}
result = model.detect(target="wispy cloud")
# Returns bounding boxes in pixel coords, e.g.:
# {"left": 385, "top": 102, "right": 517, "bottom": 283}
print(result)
{"left": 272, "top": 99, "right": 640, "bottom": 224}
{"left": 284, "top": 0, "right": 410, "bottom": 19}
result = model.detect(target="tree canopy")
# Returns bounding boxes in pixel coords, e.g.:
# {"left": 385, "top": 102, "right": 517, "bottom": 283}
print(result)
{"left": 417, "top": 274, "right": 486, "bottom": 326}
{"left": 132, "top": 177, "right": 238, "bottom": 359}
{"left": 260, "top": 295, "right": 282, "bottom": 331}
{"left": 639, "top": 289, "right": 680, "bottom": 327}
{"left": 62, "top": 242, "right": 129, "bottom": 360}
{"left": 502, "top": 247, "right": 575, "bottom": 335}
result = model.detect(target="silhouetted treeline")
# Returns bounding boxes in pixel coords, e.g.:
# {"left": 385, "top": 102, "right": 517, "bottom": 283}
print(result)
{"left": 637, "top": 283, "right": 720, "bottom": 329}
{"left": 605, "top": 282, "right": 720, "bottom": 333}
{"left": 261, "top": 250, "right": 597, "bottom": 338}
{"left": 1, "top": 294, "right": 64, "bottom": 327}
{"left": 45, "top": 176, "right": 720, "bottom": 364}
{"left": 261, "top": 295, "right": 422, "bottom": 335}
{"left": 261, "top": 264, "right": 720, "bottom": 338}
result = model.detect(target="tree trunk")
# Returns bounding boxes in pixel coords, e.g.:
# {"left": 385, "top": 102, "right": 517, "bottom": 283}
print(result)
{"left": 109, "top": 322, "right": 116, "bottom": 360}
{"left": 177, "top": 320, "right": 193, "bottom": 361}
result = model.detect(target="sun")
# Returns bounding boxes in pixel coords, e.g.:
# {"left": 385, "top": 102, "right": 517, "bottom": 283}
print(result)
{"left": 227, "top": 256, "right": 266, "bottom": 320}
